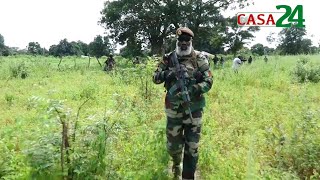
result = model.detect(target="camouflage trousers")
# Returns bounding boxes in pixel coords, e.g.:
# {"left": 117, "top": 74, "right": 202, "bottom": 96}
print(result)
{"left": 165, "top": 108, "right": 202, "bottom": 179}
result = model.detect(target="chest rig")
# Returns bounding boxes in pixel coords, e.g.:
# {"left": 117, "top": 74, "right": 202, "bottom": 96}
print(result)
{"left": 163, "top": 50, "right": 201, "bottom": 92}
{"left": 168, "top": 50, "right": 198, "bottom": 76}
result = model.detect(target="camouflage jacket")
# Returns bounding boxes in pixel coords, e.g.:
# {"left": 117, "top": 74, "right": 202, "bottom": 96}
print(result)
{"left": 153, "top": 50, "right": 213, "bottom": 112}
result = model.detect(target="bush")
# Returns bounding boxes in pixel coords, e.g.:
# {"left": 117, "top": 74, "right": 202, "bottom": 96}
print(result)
{"left": 9, "top": 62, "right": 29, "bottom": 79}
{"left": 282, "top": 110, "right": 320, "bottom": 179}
{"left": 292, "top": 58, "right": 320, "bottom": 83}
{"left": 4, "top": 93, "right": 15, "bottom": 106}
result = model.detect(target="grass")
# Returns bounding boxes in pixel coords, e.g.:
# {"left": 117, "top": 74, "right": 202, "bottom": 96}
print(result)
{"left": 0, "top": 54, "right": 319, "bottom": 179}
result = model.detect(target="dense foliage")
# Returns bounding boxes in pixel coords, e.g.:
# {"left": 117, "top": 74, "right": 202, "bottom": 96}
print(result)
{"left": 0, "top": 33, "right": 11, "bottom": 56}
{"left": 88, "top": 35, "right": 113, "bottom": 59}
{"left": 100, "top": 0, "right": 258, "bottom": 55}
{"left": 27, "top": 42, "right": 45, "bottom": 56}
{"left": 277, "top": 25, "right": 317, "bottom": 55}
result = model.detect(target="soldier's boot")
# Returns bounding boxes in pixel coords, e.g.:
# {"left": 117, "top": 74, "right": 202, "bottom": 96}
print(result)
{"left": 172, "top": 164, "right": 181, "bottom": 179}
{"left": 182, "top": 172, "right": 195, "bottom": 180}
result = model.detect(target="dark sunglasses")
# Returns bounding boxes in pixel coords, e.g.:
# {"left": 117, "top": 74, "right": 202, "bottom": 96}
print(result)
{"left": 178, "top": 35, "right": 192, "bottom": 42}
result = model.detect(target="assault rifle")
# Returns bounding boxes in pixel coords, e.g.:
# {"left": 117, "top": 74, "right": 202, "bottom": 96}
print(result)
{"left": 169, "top": 51, "right": 193, "bottom": 121}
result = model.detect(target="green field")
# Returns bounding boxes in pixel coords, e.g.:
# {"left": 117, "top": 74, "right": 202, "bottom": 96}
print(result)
{"left": 0, "top": 55, "right": 319, "bottom": 179}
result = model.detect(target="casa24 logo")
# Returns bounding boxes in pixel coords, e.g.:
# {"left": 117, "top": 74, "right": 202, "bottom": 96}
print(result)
{"left": 237, "top": 5, "right": 305, "bottom": 27}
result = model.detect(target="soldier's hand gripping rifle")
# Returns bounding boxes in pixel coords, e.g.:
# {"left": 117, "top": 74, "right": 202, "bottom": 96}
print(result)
{"left": 169, "top": 52, "right": 194, "bottom": 121}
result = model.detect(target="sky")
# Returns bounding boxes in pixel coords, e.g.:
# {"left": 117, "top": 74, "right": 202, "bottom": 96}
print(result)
{"left": 0, "top": 0, "right": 106, "bottom": 49}
{"left": 0, "top": 0, "right": 318, "bottom": 51}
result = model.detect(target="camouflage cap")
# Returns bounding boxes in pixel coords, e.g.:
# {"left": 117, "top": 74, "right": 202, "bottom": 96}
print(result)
{"left": 176, "top": 27, "right": 194, "bottom": 38}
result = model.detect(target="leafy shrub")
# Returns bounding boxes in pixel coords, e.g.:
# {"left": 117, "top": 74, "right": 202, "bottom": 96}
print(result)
{"left": 25, "top": 134, "right": 61, "bottom": 178}
{"left": 80, "top": 85, "right": 97, "bottom": 100}
{"left": 0, "top": 141, "right": 12, "bottom": 177}
{"left": 263, "top": 110, "right": 320, "bottom": 179}
{"left": 9, "top": 62, "right": 29, "bottom": 79}
{"left": 4, "top": 93, "right": 15, "bottom": 106}
{"left": 283, "top": 110, "right": 320, "bottom": 179}
{"left": 292, "top": 58, "right": 320, "bottom": 83}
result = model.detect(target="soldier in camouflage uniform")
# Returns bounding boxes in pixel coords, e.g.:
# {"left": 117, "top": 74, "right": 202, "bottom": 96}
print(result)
{"left": 104, "top": 54, "right": 115, "bottom": 71}
{"left": 153, "top": 27, "right": 213, "bottom": 180}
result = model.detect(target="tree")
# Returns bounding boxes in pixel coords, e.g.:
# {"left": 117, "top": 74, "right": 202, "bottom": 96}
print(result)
{"left": 27, "top": 42, "right": 43, "bottom": 56}
{"left": 277, "top": 25, "right": 312, "bottom": 55}
{"left": 266, "top": 32, "right": 276, "bottom": 45}
{"left": 76, "top": 41, "right": 89, "bottom": 56}
{"left": 0, "top": 33, "right": 4, "bottom": 47}
{"left": 50, "top": 39, "right": 80, "bottom": 57}
{"left": 0, "top": 33, "right": 10, "bottom": 56}
{"left": 49, "top": 39, "right": 81, "bottom": 67}
{"left": 120, "top": 35, "right": 143, "bottom": 58}
{"left": 208, "top": 29, "right": 226, "bottom": 54}
{"left": 100, "top": 0, "right": 252, "bottom": 55}
{"left": 300, "top": 39, "right": 313, "bottom": 54}
{"left": 88, "top": 35, "right": 112, "bottom": 67}
{"left": 164, "top": 35, "right": 177, "bottom": 54}
{"left": 49, "top": 45, "right": 58, "bottom": 57}
{"left": 178, "top": 2, "right": 230, "bottom": 54}
{"left": 224, "top": 16, "right": 260, "bottom": 56}
{"left": 251, "top": 43, "right": 264, "bottom": 56}
{"left": 70, "top": 41, "right": 82, "bottom": 56}
{"left": 42, "top": 48, "right": 49, "bottom": 56}
{"left": 264, "top": 46, "right": 275, "bottom": 55}
{"left": 0, "top": 46, "right": 10, "bottom": 56}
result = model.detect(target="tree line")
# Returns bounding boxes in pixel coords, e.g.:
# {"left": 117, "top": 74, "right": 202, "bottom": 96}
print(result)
{"left": 1, "top": 27, "right": 318, "bottom": 59}
{"left": 0, "top": 35, "right": 113, "bottom": 61}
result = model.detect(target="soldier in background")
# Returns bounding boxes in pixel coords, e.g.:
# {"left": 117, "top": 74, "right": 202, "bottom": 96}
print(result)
{"left": 104, "top": 54, "right": 115, "bottom": 71}
{"left": 153, "top": 27, "right": 213, "bottom": 180}
{"left": 248, "top": 56, "right": 253, "bottom": 64}
{"left": 219, "top": 56, "right": 225, "bottom": 68}
{"left": 213, "top": 54, "right": 219, "bottom": 68}
{"left": 232, "top": 56, "right": 242, "bottom": 73}
{"left": 133, "top": 56, "right": 140, "bottom": 64}
{"left": 264, "top": 56, "right": 268, "bottom": 63}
